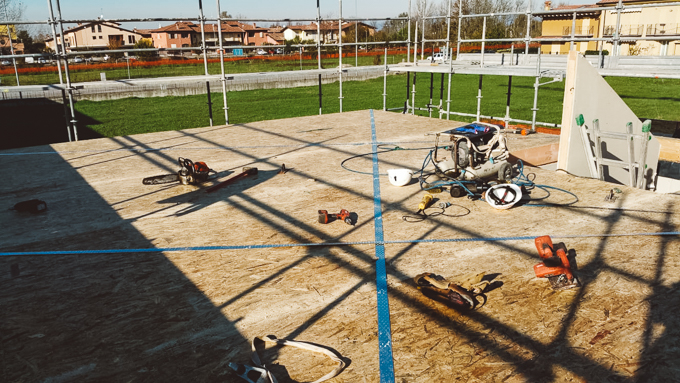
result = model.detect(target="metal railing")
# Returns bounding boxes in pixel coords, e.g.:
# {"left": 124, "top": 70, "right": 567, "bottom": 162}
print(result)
{"left": 646, "top": 23, "right": 680, "bottom": 36}
{"left": 603, "top": 24, "right": 644, "bottom": 36}
{"left": 562, "top": 26, "right": 595, "bottom": 36}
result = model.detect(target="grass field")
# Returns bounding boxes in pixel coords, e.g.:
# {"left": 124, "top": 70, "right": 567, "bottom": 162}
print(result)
{"left": 70, "top": 74, "right": 679, "bottom": 139}
{"left": 1, "top": 72, "right": 678, "bottom": 150}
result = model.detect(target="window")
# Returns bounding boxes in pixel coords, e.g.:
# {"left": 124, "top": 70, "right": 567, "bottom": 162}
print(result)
{"left": 92, "top": 36, "right": 96, "bottom": 40}
{"left": 171, "top": 33, "right": 176, "bottom": 39}
{"left": 91, "top": 25, "right": 95, "bottom": 33}
{"left": 128, "top": 35, "right": 136, "bottom": 44}
{"left": 98, "top": 25, "right": 102, "bottom": 33}
{"left": 181, "top": 33, "right": 188, "bottom": 38}
{"left": 99, "top": 36, "right": 103, "bottom": 39}
{"left": 260, "top": 32, "right": 263, "bottom": 38}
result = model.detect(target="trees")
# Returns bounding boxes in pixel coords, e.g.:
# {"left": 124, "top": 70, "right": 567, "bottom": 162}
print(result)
{"left": 134, "top": 38, "right": 156, "bottom": 61}
{"left": 0, "top": 0, "right": 24, "bottom": 55}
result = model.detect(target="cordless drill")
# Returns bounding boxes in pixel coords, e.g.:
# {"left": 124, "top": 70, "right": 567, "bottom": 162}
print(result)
{"left": 318, "top": 209, "right": 353, "bottom": 225}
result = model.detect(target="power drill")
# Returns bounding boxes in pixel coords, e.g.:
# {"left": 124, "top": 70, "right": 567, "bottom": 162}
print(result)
{"left": 318, "top": 209, "right": 353, "bottom": 225}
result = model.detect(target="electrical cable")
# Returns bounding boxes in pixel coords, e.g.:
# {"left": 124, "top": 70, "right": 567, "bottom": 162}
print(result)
{"left": 340, "top": 144, "right": 435, "bottom": 175}
{"left": 401, "top": 204, "right": 471, "bottom": 223}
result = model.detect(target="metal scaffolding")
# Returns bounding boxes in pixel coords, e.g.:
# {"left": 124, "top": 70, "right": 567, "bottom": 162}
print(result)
{"left": 0, "top": 0, "right": 678, "bottom": 142}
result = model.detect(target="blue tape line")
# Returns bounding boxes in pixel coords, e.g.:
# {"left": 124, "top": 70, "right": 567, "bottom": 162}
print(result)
{"left": 370, "top": 109, "right": 396, "bottom": 382}
{"left": 2, "top": 232, "right": 680, "bottom": 257}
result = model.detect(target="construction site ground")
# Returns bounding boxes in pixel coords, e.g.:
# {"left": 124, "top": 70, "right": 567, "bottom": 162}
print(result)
{"left": 1, "top": 110, "right": 679, "bottom": 383}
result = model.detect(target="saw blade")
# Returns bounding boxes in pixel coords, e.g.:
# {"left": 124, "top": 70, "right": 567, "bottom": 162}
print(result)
{"left": 548, "top": 275, "right": 580, "bottom": 290}
{"left": 143, "top": 174, "right": 179, "bottom": 185}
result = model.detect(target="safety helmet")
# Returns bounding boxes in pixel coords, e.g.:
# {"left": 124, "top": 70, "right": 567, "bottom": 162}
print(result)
{"left": 387, "top": 169, "right": 413, "bottom": 187}
{"left": 485, "top": 183, "right": 522, "bottom": 210}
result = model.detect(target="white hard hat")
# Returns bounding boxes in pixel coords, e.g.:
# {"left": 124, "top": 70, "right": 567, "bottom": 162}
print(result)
{"left": 486, "top": 184, "right": 522, "bottom": 210}
{"left": 387, "top": 169, "right": 413, "bottom": 187}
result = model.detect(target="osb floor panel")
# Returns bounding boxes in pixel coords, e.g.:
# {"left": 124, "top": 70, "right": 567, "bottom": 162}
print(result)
{"left": 1, "top": 110, "right": 679, "bottom": 383}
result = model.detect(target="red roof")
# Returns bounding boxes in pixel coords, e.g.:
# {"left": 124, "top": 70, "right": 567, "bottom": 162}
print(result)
{"left": 150, "top": 21, "right": 199, "bottom": 33}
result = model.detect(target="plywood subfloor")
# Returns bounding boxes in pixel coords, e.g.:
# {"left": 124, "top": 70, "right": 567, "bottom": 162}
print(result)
{"left": 1, "top": 110, "right": 680, "bottom": 382}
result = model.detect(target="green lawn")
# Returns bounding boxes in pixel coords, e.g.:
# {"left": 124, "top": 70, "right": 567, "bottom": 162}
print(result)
{"left": 73, "top": 74, "right": 567, "bottom": 137}
{"left": 1, "top": 72, "right": 677, "bottom": 149}
{"left": 74, "top": 73, "right": 680, "bottom": 139}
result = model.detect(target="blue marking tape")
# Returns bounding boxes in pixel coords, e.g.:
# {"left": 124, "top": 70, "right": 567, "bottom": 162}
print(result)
{"left": 1, "top": 232, "right": 679, "bottom": 257}
{"left": 370, "top": 109, "right": 396, "bottom": 382}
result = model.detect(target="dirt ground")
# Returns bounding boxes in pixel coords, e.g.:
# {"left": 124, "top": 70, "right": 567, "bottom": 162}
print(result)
{"left": 1, "top": 110, "right": 680, "bottom": 383}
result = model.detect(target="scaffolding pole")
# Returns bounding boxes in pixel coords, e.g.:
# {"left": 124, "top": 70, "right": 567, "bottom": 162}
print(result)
{"left": 55, "top": 0, "right": 78, "bottom": 141}
{"left": 339, "top": 0, "right": 343, "bottom": 113}
{"left": 198, "top": 0, "right": 213, "bottom": 126}
{"left": 215, "top": 0, "right": 229, "bottom": 124}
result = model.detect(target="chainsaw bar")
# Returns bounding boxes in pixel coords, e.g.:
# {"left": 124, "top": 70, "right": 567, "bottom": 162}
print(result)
{"left": 142, "top": 174, "right": 180, "bottom": 185}
{"left": 547, "top": 275, "right": 581, "bottom": 290}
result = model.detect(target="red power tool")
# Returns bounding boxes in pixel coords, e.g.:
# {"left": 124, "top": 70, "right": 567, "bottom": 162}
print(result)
{"left": 318, "top": 209, "right": 353, "bottom": 225}
{"left": 533, "top": 235, "right": 580, "bottom": 290}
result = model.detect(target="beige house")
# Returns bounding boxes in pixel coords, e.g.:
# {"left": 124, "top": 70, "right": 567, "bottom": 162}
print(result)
{"left": 540, "top": 0, "right": 680, "bottom": 55}
{"left": 597, "top": 0, "right": 680, "bottom": 55}
{"left": 540, "top": 3, "right": 601, "bottom": 54}
{"left": 45, "top": 21, "right": 145, "bottom": 52}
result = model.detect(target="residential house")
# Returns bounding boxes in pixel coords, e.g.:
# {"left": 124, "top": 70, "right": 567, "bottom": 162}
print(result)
{"left": 201, "top": 23, "right": 246, "bottom": 47}
{"left": 540, "top": 1, "right": 601, "bottom": 54}
{"left": 597, "top": 0, "right": 680, "bottom": 55}
{"left": 44, "top": 20, "right": 145, "bottom": 52}
{"left": 539, "top": 0, "right": 680, "bottom": 55}
{"left": 149, "top": 21, "right": 200, "bottom": 50}
{"left": 224, "top": 21, "right": 269, "bottom": 45}
{"left": 265, "top": 26, "right": 286, "bottom": 45}
{"left": 283, "top": 21, "right": 376, "bottom": 43}
{"left": 0, "top": 25, "right": 24, "bottom": 54}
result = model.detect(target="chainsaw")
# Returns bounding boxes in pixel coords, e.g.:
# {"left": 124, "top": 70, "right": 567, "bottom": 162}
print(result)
{"left": 143, "top": 157, "right": 216, "bottom": 185}
{"left": 533, "top": 235, "right": 580, "bottom": 290}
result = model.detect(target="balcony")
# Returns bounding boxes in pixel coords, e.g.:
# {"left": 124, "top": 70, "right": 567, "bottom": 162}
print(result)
{"left": 562, "top": 26, "right": 595, "bottom": 36}
{"left": 603, "top": 24, "right": 644, "bottom": 37}
{"left": 646, "top": 23, "right": 680, "bottom": 36}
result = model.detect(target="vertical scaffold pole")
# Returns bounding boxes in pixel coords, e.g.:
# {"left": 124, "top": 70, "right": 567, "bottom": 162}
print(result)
{"left": 46, "top": 0, "right": 63, "bottom": 85}
{"left": 198, "top": 0, "right": 213, "bottom": 126}
{"left": 55, "top": 0, "right": 78, "bottom": 141}
{"left": 504, "top": 76, "right": 513, "bottom": 128}
{"left": 476, "top": 74, "right": 483, "bottom": 122}
{"left": 339, "top": 0, "right": 343, "bottom": 113}
{"left": 216, "top": 0, "right": 229, "bottom": 124}
{"left": 407, "top": 0, "right": 412, "bottom": 63}
{"left": 383, "top": 47, "right": 388, "bottom": 111}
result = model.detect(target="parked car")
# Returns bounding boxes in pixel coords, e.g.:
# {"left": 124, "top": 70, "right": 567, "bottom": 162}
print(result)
{"left": 275, "top": 48, "right": 283, "bottom": 54}
{"left": 0, "top": 59, "right": 11, "bottom": 66}
{"left": 426, "top": 52, "right": 448, "bottom": 61}
{"left": 73, "top": 56, "right": 84, "bottom": 63}
{"left": 36, "top": 57, "right": 47, "bottom": 64}
{"left": 256, "top": 49, "right": 267, "bottom": 55}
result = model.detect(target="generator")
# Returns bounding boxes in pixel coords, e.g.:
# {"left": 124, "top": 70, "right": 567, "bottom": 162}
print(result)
{"left": 429, "top": 122, "right": 512, "bottom": 196}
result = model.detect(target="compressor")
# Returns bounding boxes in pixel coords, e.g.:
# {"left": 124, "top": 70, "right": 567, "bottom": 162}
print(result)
{"left": 427, "top": 122, "right": 513, "bottom": 197}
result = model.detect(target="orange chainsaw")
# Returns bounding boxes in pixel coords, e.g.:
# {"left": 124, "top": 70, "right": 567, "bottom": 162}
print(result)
{"left": 143, "top": 157, "right": 216, "bottom": 185}
{"left": 533, "top": 235, "right": 580, "bottom": 290}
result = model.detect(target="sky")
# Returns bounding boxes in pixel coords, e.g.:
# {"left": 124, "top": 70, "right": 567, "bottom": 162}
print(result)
{"left": 15, "top": 0, "right": 596, "bottom": 32}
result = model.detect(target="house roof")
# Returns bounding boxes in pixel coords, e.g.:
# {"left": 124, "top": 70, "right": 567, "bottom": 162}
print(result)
{"left": 268, "top": 32, "right": 285, "bottom": 42}
{"left": 150, "top": 21, "right": 199, "bottom": 33}
{"left": 543, "top": 3, "right": 601, "bottom": 18}
{"left": 45, "top": 21, "right": 140, "bottom": 42}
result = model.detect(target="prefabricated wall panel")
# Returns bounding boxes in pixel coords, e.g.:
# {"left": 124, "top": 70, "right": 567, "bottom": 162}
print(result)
{"left": 557, "top": 51, "right": 660, "bottom": 188}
